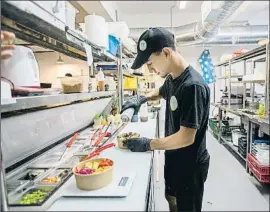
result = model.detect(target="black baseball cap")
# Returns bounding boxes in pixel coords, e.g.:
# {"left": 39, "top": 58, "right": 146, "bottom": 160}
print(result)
{"left": 131, "top": 27, "right": 175, "bottom": 70}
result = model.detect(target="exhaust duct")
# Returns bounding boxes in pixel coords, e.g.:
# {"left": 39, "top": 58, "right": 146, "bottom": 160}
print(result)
{"left": 129, "top": 1, "right": 268, "bottom": 46}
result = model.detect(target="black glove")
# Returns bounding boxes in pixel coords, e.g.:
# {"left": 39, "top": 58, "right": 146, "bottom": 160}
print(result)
{"left": 121, "top": 96, "right": 147, "bottom": 114}
{"left": 126, "top": 137, "right": 152, "bottom": 152}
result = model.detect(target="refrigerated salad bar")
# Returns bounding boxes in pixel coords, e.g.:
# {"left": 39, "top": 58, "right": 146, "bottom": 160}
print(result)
{"left": 1, "top": 94, "right": 157, "bottom": 211}
{"left": 5, "top": 122, "right": 125, "bottom": 209}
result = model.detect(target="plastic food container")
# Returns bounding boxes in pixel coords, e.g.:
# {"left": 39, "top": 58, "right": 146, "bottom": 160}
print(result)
{"left": 61, "top": 77, "right": 83, "bottom": 94}
{"left": 73, "top": 158, "right": 114, "bottom": 191}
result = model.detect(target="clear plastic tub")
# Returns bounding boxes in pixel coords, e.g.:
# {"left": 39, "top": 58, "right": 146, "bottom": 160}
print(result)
{"left": 61, "top": 77, "right": 83, "bottom": 94}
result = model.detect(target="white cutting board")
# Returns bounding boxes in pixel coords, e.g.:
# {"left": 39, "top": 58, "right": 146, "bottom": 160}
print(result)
{"left": 63, "top": 172, "right": 136, "bottom": 198}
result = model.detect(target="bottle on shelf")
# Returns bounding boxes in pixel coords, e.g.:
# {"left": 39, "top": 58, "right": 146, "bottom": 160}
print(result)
{"left": 97, "top": 68, "right": 105, "bottom": 91}
{"left": 140, "top": 102, "right": 148, "bottom": 122}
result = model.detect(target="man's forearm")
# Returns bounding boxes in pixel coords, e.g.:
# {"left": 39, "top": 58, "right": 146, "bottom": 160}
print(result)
{"left": 150, "top": 128, "right": 196, "bottom": 150}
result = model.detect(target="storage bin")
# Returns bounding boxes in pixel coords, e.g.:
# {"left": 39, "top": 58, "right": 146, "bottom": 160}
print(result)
{"left": 65, "top": 2, "right": 77, "bottom": 30}
{"left": 248, "top": 161, "right": 270, "bottom": 183}
{"left": 248, "top": 153, "right": 270, "bottom": 175}
{"left": 124, "top": 77, "right": 137, "bottom": 90}
{"left": 107, "top": 35, "right": 120, "bottom": 56}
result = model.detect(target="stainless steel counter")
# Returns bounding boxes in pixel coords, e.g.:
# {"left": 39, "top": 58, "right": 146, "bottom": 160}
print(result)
{"left": 48, "top": 119, "right": 156, "bottom": 211}
{"left": 5, "top": 118, "right": 157, "bottom": 211}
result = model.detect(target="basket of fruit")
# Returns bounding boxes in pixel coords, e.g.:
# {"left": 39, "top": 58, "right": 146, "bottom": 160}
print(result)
{"left": 73, "top": 158, "right": 114, "bottom": 191}
{"left": 117, "top": 132, "right": 140, "bottom": 149}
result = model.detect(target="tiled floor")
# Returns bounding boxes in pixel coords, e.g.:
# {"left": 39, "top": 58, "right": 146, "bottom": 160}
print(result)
{"left": 153, "top": 131, "right": 270, "bottom": 211}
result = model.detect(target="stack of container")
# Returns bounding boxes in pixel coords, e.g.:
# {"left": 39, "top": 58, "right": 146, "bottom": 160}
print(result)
{"left": 238, "top": 137, "right": 247, "bottom": 158}
{"left": 248, "top": 153, "right": 270, "bottom": 183}
{"left": 248, "top": 140, "right": 270, "bottom": 183}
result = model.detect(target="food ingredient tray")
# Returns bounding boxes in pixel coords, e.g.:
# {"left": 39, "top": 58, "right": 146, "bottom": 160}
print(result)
{"left": 30, "top": 155, "right": 67, "bottom": 168}
{"left": 9, "top": 185, "right": 55, "bottom": 206}
{"left": 41, "top": 145, "right": 80, "bottom": 158}
{"left": 7, "top": 180, "right": 29, "bottom": 194}
{"left": 58, "top": 156, "right": 80, "bottom": 168}
{"left": 77, "top": 144, "right": 93, "bottom": 154}
{"left": 7, "top": 168, "right": 47, "bottom": 182}
{"left": 31, "top": 146, "right": 80, "bottom": 167}
{"left": 73, "top": 139, "right": 90, "bottom": 145}
{"left": 37, "top": 168, "right": 72, "bottom": 186}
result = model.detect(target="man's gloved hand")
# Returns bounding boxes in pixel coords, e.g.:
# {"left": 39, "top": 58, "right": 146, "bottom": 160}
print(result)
{"left": 121, "top": 95, "right": 147, "bottom": 113}
{"left": 126, "top": 137, "right": 152, "bottom": 152}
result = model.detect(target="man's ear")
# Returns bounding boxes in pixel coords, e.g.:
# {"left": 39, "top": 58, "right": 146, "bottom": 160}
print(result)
{"left": 162, "top": 47, "right": 172, "bottom": 59}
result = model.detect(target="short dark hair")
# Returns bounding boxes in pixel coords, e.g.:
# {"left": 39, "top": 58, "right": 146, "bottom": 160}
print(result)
{"left": 153, "top": 46, "right": 177, "bottom": 55}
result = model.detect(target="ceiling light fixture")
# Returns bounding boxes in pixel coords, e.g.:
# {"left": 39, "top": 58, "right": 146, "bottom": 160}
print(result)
{"left": 176, "top": 1, "right": 187, "bottom": 10}
{"left": 56, "top": 54, "right": 64, "bottom": 64}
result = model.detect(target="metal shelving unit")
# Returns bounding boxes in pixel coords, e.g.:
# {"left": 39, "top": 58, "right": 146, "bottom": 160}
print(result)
{"left": 0, "top": 3, "right": 129, "bottom": 211}
{"left": 1, "top": 91, "right": 116, "bottom": 113}
{"left": 211, "top": 44, "right": 269, "bottom": 173}
{"left": 1, "top": 1, "right": 118, "bottom": 62}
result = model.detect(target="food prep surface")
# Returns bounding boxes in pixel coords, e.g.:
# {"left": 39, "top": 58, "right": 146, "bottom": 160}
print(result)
{"left": 48, "top": 119, "right": 156, "bottom": 211}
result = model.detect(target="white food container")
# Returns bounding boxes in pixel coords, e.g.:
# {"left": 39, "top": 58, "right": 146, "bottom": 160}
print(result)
{"left": 65, "top": 1, "right": 77, "bottom": 30}
{"left": 1, "top": 46, "right": 40, "bottom": 88}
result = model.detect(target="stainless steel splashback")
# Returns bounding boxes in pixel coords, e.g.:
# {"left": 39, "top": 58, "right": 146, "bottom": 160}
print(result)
{"left": 1, "top": 98, "right": 112, "bottom": 168}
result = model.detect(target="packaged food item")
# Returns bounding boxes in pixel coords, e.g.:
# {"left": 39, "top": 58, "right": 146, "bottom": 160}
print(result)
{"left": 61, "top": 77, "right": 83, "bottom": 94}
{"left": 140, "top": 102, "right": 148, "bottom": 122}
{"left": 97, "top": 69, "right": 105, "bottom": 91}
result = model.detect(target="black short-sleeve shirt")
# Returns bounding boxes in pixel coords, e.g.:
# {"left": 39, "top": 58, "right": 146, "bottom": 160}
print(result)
{"left": 159, "top": 65, "right": 210, "bottom": 169}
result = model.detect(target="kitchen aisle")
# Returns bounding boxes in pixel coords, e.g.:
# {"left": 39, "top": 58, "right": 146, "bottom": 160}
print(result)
{"left": 153, "top": 131, "right": 270, "bottom": 211}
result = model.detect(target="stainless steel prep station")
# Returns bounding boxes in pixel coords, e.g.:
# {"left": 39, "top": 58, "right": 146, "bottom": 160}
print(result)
{"left": 1, "top": 92, "right": 156, "bottom": 211}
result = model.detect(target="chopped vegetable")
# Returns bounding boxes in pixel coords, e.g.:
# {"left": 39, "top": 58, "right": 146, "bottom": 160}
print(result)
{"left": 18, "top": 189, "right": 49, "bottom": 205}
{"left": 41, "top": 176, "right": 59, "bottom": 184}
{"left": 75, "top": 159, "right": 113, "bottom": 175}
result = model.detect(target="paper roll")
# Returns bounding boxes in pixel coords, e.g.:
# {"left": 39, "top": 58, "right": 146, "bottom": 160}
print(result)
{"left": 121, "top": 108, "right": 135, "bottom": 122}
{"left": 85, "top": 15, "right": 108, "bottom": 48}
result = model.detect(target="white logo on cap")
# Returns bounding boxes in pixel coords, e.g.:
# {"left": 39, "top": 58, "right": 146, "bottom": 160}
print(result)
{"left": 139, "top": 40, "right": 147, "bottom": 51}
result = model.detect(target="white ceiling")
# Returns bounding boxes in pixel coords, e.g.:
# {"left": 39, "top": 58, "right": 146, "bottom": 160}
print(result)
{"left": 115, "top": 1, "right": 202, "bottom": 14}
{"left": 115, "top": 1, "right": 269, "bottom": 28}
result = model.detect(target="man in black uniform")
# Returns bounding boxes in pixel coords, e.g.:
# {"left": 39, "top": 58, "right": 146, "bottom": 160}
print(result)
{"left": 125, "top": 27, "right": 210, "bottom": 212}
